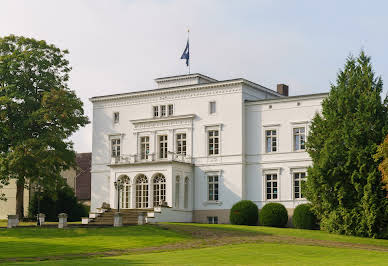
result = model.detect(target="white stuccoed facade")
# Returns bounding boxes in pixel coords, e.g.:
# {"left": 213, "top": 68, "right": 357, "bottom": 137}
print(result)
{"left": 90, "top": 73, "right": 327, "bottom": 224}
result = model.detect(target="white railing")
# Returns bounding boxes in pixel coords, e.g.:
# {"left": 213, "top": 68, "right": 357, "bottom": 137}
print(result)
{"left": 111, "top": 152, "right": 192, "bottom": 165}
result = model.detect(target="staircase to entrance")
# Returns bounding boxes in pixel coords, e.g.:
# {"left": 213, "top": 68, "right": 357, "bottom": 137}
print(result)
{"left": 89, "top": 209, "right": 151, "bottom": 225}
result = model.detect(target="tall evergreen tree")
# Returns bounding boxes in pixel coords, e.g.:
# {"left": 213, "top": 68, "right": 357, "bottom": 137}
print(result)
{"left": 0, "top": 35, "right": 89, "bottom": 218}
{"left": 305, "top": 51, "right": 388, "bottom": 238}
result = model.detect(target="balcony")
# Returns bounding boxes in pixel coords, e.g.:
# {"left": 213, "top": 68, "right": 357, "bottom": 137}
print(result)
{"left": 110, "top": 151, "right": 192, "bottom": 165}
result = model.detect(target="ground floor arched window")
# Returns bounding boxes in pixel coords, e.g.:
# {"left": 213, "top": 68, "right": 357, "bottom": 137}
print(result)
{"left": 153, "top": 173, "right": 166, "bottom": 206}
{"left": 119, "top": 176, "right": 131, "bottom": 209}
{"left": 184, "top": 177, "right": 189, "bottom": 209}
{"left": 135, "top": 174, "right": 149, "bottom": 208}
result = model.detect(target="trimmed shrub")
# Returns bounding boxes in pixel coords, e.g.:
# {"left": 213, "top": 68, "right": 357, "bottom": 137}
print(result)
{"left": 259, "top": 203, "right": 288, "bottom": 227}
{"left": 230, "top": 200, "right": 259, "bottom": 225}
{"left": 292, "top": 204, "right": 318, "bottom": 229}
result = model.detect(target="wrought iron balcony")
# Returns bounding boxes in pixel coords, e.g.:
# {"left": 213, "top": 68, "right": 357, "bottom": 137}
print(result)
{"left": 110, "top": 151, "right": 192, "bottom": 165}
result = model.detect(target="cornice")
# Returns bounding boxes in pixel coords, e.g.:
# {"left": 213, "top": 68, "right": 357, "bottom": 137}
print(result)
{"left": 245, "top": 93, "right": 328, "bottom": 106}
{"left": 131, "top": 114, "right": 195, "bottom": 131}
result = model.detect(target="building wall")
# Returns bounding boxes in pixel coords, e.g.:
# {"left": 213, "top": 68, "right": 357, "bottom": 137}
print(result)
{"left": 245, "top": 95, "right": 325, "bottom": 211}
{"left": 0, "top": 180, "right": 30, "bottom": 219}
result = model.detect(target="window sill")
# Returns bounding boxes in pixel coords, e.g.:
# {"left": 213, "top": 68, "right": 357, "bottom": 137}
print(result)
{"left": 203, "top": 200, "right": 223, "bottom": 206}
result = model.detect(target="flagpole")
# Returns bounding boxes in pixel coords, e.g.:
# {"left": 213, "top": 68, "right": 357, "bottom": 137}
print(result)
{"left": 188, "top": 29, "right": 190, "bottom": 74}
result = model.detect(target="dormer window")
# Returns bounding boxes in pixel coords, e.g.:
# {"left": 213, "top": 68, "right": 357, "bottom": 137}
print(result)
{"left": 168, "top": 104, "right": 174, "bottom": 116}
{"left": 161, "top": 105, "right": 166, "bottom": 117}
{"left": 113, "top": 112, "right": 119, "bottom": 123}
{"left": 153, "top": 106, "right": 159, "bottom": 117}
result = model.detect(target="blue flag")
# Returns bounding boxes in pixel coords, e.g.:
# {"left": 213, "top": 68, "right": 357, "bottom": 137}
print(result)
{"left": 180, "top": 40, "right": 189, "bottom": 66}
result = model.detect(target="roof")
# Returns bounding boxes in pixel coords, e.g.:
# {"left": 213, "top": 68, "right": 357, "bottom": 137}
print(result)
{"left": 90, "top": 77, "right": 282, "bottom": 103}
{"left": 245, "top": 92, "right": 329, "bottom": 105}
{"left": 154, "top": 73, "right": 218, "bottom": 82}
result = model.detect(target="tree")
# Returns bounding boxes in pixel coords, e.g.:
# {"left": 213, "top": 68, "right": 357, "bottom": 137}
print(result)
{"left": 305, "top": 51, "right": 388, "bottom": 238}
{"left": 374, "top": 135, "right": 388, "bottom": 196}
{"left": 0, "top": 35, "right": 89, "bottom": 219}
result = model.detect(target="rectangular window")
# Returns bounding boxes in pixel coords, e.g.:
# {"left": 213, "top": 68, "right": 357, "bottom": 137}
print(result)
{"left": 208, "top": 175, "right": 219, "bottom": 201}
{"left": 111, "top": 139, "right": 120, "bottom": 157}
{"left": 207, "top": 216, "right": 218, "bottom": 224}
{"left": 168, "top": 104, "right": 174, "bottom": 116}
{"left": 140, "top": 136, "right": 150, "bottom": 160}
{"left": 113, "top": 112, "right": 119, "bottom": 123}
{"left": 266, "top": 174, "right": 278, "bottom": 200}
{"left": 209, "top": 101, "right": 216, "bottom": 114}
{"left": 208, "top": 130, "right": 219, "bottom": 155}
{"left": 265, "top": 130, "right": 277, "bottom": 152}
{"left": 184, "top": 177, "right": 189, "bottom": 209}
{"left": 153, "top": 106, "right": 159, "bottom": 117}
{"left": 159, "top": 135, "right": 168, "bottom": 159}
{"left": 176, "top": 133, "right": 187, "bottom": 155}
{"left": 293, "top": 127, "right": 306, "bottom": 151}
{"left": 161, "top": 105, "right": 166, "bottom": 117}
{"left": 294, "top": 172, "right": 306, "bottom": 199}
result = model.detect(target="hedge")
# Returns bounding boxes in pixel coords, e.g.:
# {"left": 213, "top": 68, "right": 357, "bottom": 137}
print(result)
{"left": 259, "top": 203, "right": 288, "bottom": 227}
{"left": 292, "top": 203, "right": 318, "bottom": 229}
{"left": 230, "top": 200, "right": 259, "bottom": 226}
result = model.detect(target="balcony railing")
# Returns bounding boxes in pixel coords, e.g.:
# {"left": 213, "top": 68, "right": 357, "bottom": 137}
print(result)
{"left": 110, "top": 151, "right": 192, "bottom": 165}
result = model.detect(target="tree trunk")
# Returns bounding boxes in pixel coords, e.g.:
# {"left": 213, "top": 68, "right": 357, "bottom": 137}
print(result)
{"left": 16, "top": 180, "right": 25, "bottom": 219}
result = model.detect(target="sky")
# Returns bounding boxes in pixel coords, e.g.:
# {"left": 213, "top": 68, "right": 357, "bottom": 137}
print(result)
{"left": 1, "top": 0, "right": 388, "bottom": 153}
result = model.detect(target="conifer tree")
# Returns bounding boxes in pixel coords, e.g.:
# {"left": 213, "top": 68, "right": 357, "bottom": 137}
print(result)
{"left": 305, "top": 51, "right": 388, "bottom": 238}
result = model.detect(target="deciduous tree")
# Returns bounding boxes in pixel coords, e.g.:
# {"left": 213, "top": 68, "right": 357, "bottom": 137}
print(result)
{"left": 305, "top": 51, "right": 388, "bottom": 238}
{"left": 0, "top": 35, "right": 89, "bottom": 218}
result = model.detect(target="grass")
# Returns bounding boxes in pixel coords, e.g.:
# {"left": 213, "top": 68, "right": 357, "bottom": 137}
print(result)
{"left": 0, "top": 223, "right": 387, "bottom": 265}
{"left": 13, "top": 243, "right": 388, "bottom": 265}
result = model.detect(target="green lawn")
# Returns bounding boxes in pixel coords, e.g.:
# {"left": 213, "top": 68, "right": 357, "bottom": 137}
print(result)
{"left": 0, "top": 223, "right": 387, "bottom": 265}
{"left": 14, "top": 243, "right": 388, "bottom": 265}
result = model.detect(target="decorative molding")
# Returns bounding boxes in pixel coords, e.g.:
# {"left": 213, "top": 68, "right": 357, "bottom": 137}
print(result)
{"left": 131, "top": 114, "right": 195, "bottom": 131}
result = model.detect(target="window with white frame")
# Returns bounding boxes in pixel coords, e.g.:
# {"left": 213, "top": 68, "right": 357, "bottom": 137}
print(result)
{"left": 120, "top": 176, "right": 130, "bottom": 209}
{"left": 175, "top": 176, "right": 180, "bottom": 208}
{"left": 208, "top": 130, "right": 219, "bottom": 155}
{"left": 265, "top": 130, "right": 277, "bottom": 152}
{"left": 184, "top": 177, "right": 189, "bottom": 209}
{"left": 113, "top": 112, "right": 119, "bottom": 123}
{"left": 293, "top": 127, "right": 306, "bottom": 151}
{"left": 159, "top": 135, "right": 168, "bottom": 159}
{"left": 161, "top": 105, "right": 166, "bottom": 117}
{"left": 153, "top": 106, "right": 159, "bottom": 117}
{"left": 140, "top": 136, "right": 150, "bottom": 160}
{"left": 153, "top": 174, "right": 166, "bottom": 206}
{"left": 266, "top": 173, "right": 278, "bottom": 200}
{"left": 111, "top": 138, "right": 120, "bottom": 157}
{"left": 207, "top": 216, "right": 218, "bottom": 224}
{"left": 209, "top": 101, "right": 216, "bottom": 114}
{"left": 176, "top": 133, "right": 187, "bottom": 155}
{"left": 294, "top": 172, "right": 306, "bottom": 199}
{"left": 168, "top": 104, "right": 174, "bottom": 116}
{"left": 208, "top": 175, "right": 219, "bottom": 201}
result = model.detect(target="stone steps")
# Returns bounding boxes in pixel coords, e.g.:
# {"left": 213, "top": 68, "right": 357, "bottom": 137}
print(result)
{"left": 89, "top": 209, "right": 150, "bottom": 225}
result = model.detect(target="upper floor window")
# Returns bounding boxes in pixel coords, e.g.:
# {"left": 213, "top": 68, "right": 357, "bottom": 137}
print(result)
{"left": 111, "top": 139, "right": 120, "bottom": 157}
{"left": 113, "top": 112, "right": 119, "bottom": 123}
{"left": 265, "top": 130, "right": 277, "bottom": 152}
{"left": 294, "top": 172, "right": 306, "bottom": 199}
{"left": 140, "top": 136, "right": 150, "bottom": 160}
{"left": 293, "top": 127, "right": 306, "bottom": 151}
{"left": 209, "top": 101, "right": 216, "bottom": 114}
{"left": 159, "top": 135, "right": 168, "bottom": 159}
{"left": 208, "top": 175, "right": 219, "bottom": 201}
{"left": 161, "top": 105, "right": 166, "bottom": 117}
{"left": 208, "top": 130, "right": 219, "bottom": 155}
{"left": 153, "top": 106, "right": 159, "bottom": 117}
{"left": 266, "top": 173, "right": 278, "bottom": 200}
{"left": 176, "top": 133, "right": 187, "bottom": 155}
{"left": 168, "top": 104, "right": 174, "bottom": 116}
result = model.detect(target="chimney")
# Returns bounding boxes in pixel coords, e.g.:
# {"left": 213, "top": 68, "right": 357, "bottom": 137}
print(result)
{"left": 277, "top": 84, "right": 289, "bottom": 96}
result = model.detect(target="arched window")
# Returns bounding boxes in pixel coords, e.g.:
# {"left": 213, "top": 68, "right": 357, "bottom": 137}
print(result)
{"left": 135, "top": 174, "right": 149, "bottom": 208}
{"left": 184, "top": 177, "right": 189, "bottom": 209}
{"left": 175, "top": 176, "right": 180, "bottom": 208}
{"left": 119, "top": 175, "right": 130, "bottom": 209}
{"left": 153, "top": 173, "right": 166, "bottom": 206}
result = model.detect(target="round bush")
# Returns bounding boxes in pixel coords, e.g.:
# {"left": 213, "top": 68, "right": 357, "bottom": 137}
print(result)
{"left": 230, "top": 200, "right": 259, "bottom": 226}
{"left": 259, "top": 203, "right": 288, "bottom": 227}
{"left": 292, "top": 204, "right": 318, "bottom": 229}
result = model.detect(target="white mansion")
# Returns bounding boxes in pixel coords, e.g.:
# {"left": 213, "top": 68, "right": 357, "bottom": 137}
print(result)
{"left": 90, "top": 73, "right": 327, "bottom": 224}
